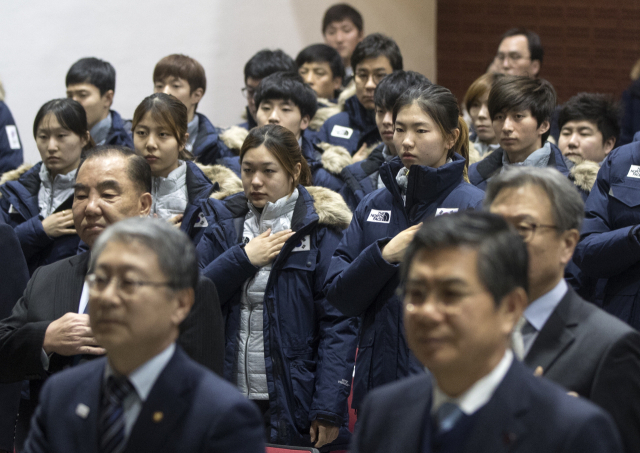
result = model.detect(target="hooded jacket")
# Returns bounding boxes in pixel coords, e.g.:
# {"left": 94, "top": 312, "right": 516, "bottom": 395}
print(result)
{"left": 0, "top": 101, "right": 23, "bottom": 175}
{"left": 314, "top": 95, "right": 381, "bottom": 155}
{"left": 191, "top": 113, "right": 238, "bottom": 167}
{"left": 104, "top": 110, "right": 134, "bottom": 148}
{"left": 339, "top": 143, "right": 389, "bottom": 211}
{"left": 324, "top": 154, "right": 485, "bottom": 410}
{"left": 195, "top": 185, "right": 357, "bottom": 448}
{"left": 0, "top": 162, "right": 79, "bottom": 274}
{"left": 573, "top": 142, "right": 640, "bottom": 329}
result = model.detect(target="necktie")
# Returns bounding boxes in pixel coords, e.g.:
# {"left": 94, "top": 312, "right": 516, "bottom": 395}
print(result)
{"left": 435, "top": 402, "right": 464, "bottom": 433}
{"left": 512, "top": 316, "right": 537, "bottom": 360}
{"left": 99, "top": 375, "right": 134, "bottom": 453}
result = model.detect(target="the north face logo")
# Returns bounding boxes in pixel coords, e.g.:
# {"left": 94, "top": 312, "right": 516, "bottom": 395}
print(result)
{"left": 627, "top": 165, "right": 640, "bottom": 179}
{"left": 367, "top": 209, "right": 391, "bottom": 223}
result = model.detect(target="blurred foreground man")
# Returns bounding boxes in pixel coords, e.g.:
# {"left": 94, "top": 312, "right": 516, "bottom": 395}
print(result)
{"left": 351, "top": 211, "right": 622, "bottom": 453}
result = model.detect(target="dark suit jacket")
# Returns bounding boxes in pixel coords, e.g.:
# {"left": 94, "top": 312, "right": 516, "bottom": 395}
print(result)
{"left": 0, "top": 222, "right": 29, "bottom": 450}
{"left": 0, "top": 251, "right": 225, "bottom": 443}
{"left": 351, "top": 358, "right": 623, "bottom": 453}
{"left": 525, "top": 287, "right": 640, "bottom": 453}
{"left": 22, "top": 346, "right": 265, "bottom": 453}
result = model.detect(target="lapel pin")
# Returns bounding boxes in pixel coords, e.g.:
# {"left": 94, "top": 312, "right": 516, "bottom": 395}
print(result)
{"left": 153, "top": 411, "right": 164, "bottom": 423}
{"left": 75, "top": 403, "right": 90, "bottom": 419}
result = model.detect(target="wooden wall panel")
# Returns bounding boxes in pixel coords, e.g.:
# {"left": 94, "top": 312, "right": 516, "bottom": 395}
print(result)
{"left": 437, "top": 0, "right": 640, "bottom": 104}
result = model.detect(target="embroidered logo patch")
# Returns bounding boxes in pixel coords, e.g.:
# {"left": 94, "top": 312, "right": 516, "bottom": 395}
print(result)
{"left": 292, "top": 235, "right": 311, "bottom": 252}
{"left": 338, "top": 379, "right": 350, "bottom": 387}
{"left": 330, "top": 125, "right": 354, "bottom": 139}
{"left": 627, "top": 165, "right": 640, "bottom": 179}
{"left": 194, "top": 212, "right": 208, "bottom": 228}
{"left": 435, "top": 208, "right": 459, "bottom": 216}
{"left": 5, "top": 126, "right": 20, "bottom": 150}
{"left": 367, "top": 209, "right": 391, "bottom": 223}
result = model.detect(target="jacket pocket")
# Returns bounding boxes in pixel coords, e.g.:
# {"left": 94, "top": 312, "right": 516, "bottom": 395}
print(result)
{"left": 280, "top": 250, "right": 318, "bottom": 271}
{"left": 610, "top": 183, "right": 640, "bottom": 208}
{"left": 285, "top": 348, "right": 317, "bottom": 432}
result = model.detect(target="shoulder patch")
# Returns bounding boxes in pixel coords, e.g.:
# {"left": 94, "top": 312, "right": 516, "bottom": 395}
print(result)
{"left": 5, "top": 126, "right": 21, "bottom": 149}
{"left": 292, "top": 235, "right": 311, "bottom": 252}
{"left": 435, "top": 208, "right": 459, "bottom": 216}
{"left": 627, "top": 165, "right": 640, "bottom": 179}
{"left": 367, "top": 209, "right": 391, "bottom": 223}
{"left": 331, "top": 125, "right": 353, "bottom": 139}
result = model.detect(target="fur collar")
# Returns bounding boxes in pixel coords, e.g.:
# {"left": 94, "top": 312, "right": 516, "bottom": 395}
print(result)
{"left": 570, "top": 159, "right": 600, "bottom": 193}
{"left": 309, "top": 81, "right": 357, "bottom": 132}
{"left": 305, "top": 186, "right": 352, "bottom": 230}
{"left": 195, "top": 164, "right": 243, "bottom": 200}
{"left": 316, "top": 142, "right": 353, "bottom": 175}
{"left": 0, "top": 163, "right": 33, "bottom": 186}
{"left": 219, "top": 126, "right": 249, "bottom": 152}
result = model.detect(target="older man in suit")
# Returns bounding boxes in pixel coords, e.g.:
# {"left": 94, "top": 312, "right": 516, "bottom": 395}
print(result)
{"left": 351, "top": 211, "right": 623, "bottom": 453}
{"left": 0, "top": 146, "right": 224, "bottom": 450}
{"left": 486, "top": 166, "right": 640, "bottom": 453}
{"left": 23, "top": 217, "right": 264, "bottom": 452}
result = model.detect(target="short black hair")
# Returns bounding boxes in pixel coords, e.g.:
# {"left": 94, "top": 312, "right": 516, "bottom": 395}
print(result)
{"left": 77, "top": 145, "right": 152, "bottom": 194}
{"left": 501, "top": 28, "right": 544, "bottom": 65}
{"left": 558, "top": 93, "right": 621, "bottom": 145}
{"left": 66, "top": 57, "right": 116, "bottom": 95}
{"left": 295, "top": 44, "right": 345, "bottom": 80}
{"left": 253, "top": 72, "right": 318, "bottom": 120}
{"left": 322, "top": 3, "right": 363, "bottom": 34}
{"left": 244, "top": 49, "right": 297, "bottom": 83}
{"left": 351, "top": 33, "right": 403, "bottom": 72}
{"left": 374, "top": 71, "right": 431, "bottom": 111}
{"left": 400, "top": 211, "right": 529, "bottom": 305}
{"left": 488, "top": 75, "right": 556, "bottom": 143}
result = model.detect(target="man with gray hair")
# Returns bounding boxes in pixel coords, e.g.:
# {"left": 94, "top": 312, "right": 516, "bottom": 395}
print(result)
{"left": 486, "top": 166, "right": 640, "bottom": 453}
{"left": 23, "top": 218, "right": 265, "bottom": 452}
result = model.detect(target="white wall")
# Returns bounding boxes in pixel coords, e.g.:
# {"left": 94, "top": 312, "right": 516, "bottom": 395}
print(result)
{"left": 0, "top": 0, "right": 435, "bottom": 163}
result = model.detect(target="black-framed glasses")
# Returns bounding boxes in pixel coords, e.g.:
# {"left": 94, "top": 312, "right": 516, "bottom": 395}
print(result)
{"left": 354, "top": 71, "right": 388, "bottom": 85}
{"left": 514, "top": 222, "right": 558, "bottom": 243}
{"left": 241, "top": 86, "right": 256, "bottom": 99}
{"left": 86, "top": 273, "right": 174, "bottom": 297}
{"left": 495, "top": 52, "right": 531, "bottom": 64}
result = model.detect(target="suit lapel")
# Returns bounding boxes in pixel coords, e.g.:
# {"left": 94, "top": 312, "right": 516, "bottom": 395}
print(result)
{"left": 125, "top": 348, "right": 193, "bottom": 452}
{"left": 524, "top": 290, "right": 577, "bottom": 373}
{"left": 54, "top": 252, "right": 91, "bottom": 316}
{"left": 396, "top": 376, "right": 432, "bottom": 453}
{"left": 69, "top": 359, "right": 105, "bottom": 453}
{"left": 463, "top": 361, "right": 530, "bottom": 453}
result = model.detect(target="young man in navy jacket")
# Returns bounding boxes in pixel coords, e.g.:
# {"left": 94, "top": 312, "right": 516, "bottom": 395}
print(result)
{"left": 315, "top": 33, "right": 403, "bottom": 157}
{"left": 65, "top": 58, "right": 133, "bottom": 148}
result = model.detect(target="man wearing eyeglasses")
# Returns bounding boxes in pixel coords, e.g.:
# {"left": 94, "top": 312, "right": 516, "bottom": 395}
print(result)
{"left": 485, "top": 166, "right": 640, "bottom": 453}
{"left": 314, "top": 33, "right": 403, "bottom": 157}
{"left": 494, "top": 28, "right": 543, "bottom": 78}
{"left": 22, "top": 217, "right": 264, "bottom": 453}
{"left": 0, "top": 146, "right": 223, "bottom": 451}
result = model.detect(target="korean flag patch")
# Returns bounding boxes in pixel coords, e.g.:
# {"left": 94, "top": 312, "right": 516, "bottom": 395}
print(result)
{"left": 292, "top": 235, "right": 311, "bottom": 252}
{"left": 194, "top": 212, "right": 208, "bottom": 228}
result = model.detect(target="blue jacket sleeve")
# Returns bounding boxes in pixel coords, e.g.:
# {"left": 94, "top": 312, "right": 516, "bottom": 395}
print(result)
{"left": 0, "top": 102, "right": 23, "bottom": 174}
{"left": 13, "top": 216, "right": 54, "bottom": 262}
{"left": 310, "top": 227, "right": 358, "bottom": 424}
{"left": 200, "top": 243, "right": 258, "bottom": 305}
{"left": 324, "top": 205, "right": 398, "bottom": 317}
{"left": 574, "top": 156, "right": 640, "bottom": 278}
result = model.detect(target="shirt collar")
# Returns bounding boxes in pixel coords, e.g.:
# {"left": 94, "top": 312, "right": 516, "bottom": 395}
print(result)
{"left": 104, "top": 342, "right": 175, "bottom": 402}
{"left": 524, "top": 279, "right": 567, "bottom": 331}
{"left": 431, "top": 349, "right": 513, "bottom": 416}
{"left": 502, "top": 141, "right": 551, "bottom": 168}
{"left": 90, "top": 112, "right": 112, "bottom": 146}
{"left": 185, "top": 114, "right": 200, "bottom": 151}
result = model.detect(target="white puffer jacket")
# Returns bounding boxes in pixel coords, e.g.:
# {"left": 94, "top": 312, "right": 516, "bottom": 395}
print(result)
{"left": 235, "top": 189, "right": 299, "bottom": 399}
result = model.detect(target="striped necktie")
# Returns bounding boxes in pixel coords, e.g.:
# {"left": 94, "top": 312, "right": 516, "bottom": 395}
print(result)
{"left": 99, "top": 375, "right": 135, "bottom": 453}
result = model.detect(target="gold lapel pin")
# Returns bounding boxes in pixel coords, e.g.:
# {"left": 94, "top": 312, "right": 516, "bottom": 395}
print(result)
{"left": 153, "top": 411, "right": 164, "bottom": 423}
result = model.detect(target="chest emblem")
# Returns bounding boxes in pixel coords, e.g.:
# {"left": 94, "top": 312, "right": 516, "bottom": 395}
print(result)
{"left": 435, "top": 208, "right": 459, "bottom": 216}
{"left": 331, "top": 125, "right": 354, "bottom": 139}
{"left": 292, "top": 235, "right": 311, "bottom": 252}
{"left": 367, "top": 209, "right": 391, "bottom": 223}
{"left": 627, "top": 165, "right": 640, "bottom": 179}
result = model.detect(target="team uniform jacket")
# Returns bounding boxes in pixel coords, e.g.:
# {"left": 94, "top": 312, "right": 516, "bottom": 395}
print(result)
{"left": 314, "top": 96, "right": 381, "bottom": 155}
{"left": 195, "top": 185, "right": 358, "bottom": 448}
{"left": 0, "top": 162, "right": 79, "bottom": 274}
{"left": 339, "top": 143, "right": 387, "bottom": 211}
{"left": 0, "top": 101, "right": 23, "bottom": 175}
{"left": 192, "top": 113, "right": 238, "bottom": 167}
{"left": 324, "top": 154, "right": 485, "bottom": 410}
{"left": 104, "top": 110, "right": 134, "bottom": 148}
{"left": 574, "top": 142, "right": 640, "bottom": 330}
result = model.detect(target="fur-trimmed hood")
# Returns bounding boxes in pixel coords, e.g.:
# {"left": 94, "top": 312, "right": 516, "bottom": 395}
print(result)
{"left": 0, "top": 163, "right": 33, "bottom": 186}
{"left": 196, "top": 163, "right": 243, "bottom": 200}
{"left": 219, "top": 126, "right": 249, "bottom": 153}
{"left": 310, "top": 82, "right": 357, "bottom": 132}
{"left": 305, "top": 185, "right": 352, "bottom": 230}
{"left": 316, "top": 142, "right": 353, "bottom": 175}
{"left": 570, "top": 159, "right": 600, "bottom": 193}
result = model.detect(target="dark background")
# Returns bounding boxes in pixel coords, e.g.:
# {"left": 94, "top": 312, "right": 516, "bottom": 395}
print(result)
{"left": 437, "top": 0, "right": 640, "bottom": 105}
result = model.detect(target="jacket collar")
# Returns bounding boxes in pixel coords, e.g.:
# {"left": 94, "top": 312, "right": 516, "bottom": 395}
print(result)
{"left": 344, "top": 95, "right": 377, "bottom": 132}
{"left": 192, "top": 113, "right": 222, "bottom": 156}
{"left": 1, "top": 162, "right": 43, "bottom": 218}
{"left": 184, "top": 161, "right": 215, "bottom": 204}
{"left": 379, "top": 154, "right": 466, "bottom": 219}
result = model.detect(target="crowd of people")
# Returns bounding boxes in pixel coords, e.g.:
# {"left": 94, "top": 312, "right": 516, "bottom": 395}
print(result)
{"left": 1, "top": 3, "right": 640, "bottom": 452}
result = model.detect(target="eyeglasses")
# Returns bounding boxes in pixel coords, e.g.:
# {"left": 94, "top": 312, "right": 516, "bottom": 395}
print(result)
{"left": 86, "top": 273, "right": 174, "bottom": 297}
{"left": 513, "top": 222, "right": 558, "bottom": 243}
{"left": 241, "top": 86, "right": 256, "bottom": 99}
{"left": 355, "top": 71, "right": 388, "bottom": 85}
{"left": 495, "top": 52, "right": 531, "bottom": 64}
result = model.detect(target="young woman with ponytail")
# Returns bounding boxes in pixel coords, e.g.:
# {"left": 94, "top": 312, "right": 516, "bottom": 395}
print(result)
{"left": 324, "top": 83, "right": 485, "bottom": 412}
